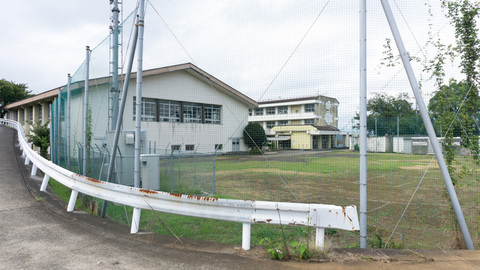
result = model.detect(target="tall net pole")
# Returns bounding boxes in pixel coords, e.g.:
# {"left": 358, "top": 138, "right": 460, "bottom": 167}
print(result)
{"left": 380, "top": 0, "right": 474, "bottom": 250}
{"left": 359, "top": 0, "right": 368, "bottom": 249}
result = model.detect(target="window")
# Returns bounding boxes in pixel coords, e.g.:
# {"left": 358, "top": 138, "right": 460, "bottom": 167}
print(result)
{"left": 186, "top": 144, "right": 194, "bottom": 151}
{"left": 266, "top": 107, "right": 276, "bottom": 115}
{"left": 183, "top": 102, "right": 202, "bottom": 123}
{"left": 255, "top": 108, "right": 264, "bottom": 115}
{"left": 159, "top": 100, "right": 180, "bottom": 122}
{"left": 29, "top": 107, "right": 33, "bottom": 121}
{"left": 278, "top": 120, "right": 289, "bottom": 126}
{"left": 305, "top": 119, "right": 315, "bottom": 125}
{"left": 171, "top": 145, "right": 181, "bottom": 151}
{"left": 133, "top": 97, "right": 157, "bottom": 122}
{"left": 204, "top": 104, "right": 221, "bottom": 124}
{"left": 133, "top": 98, "right": 220, "bottom": 124}
{"left": 249, "top": 109, "right": 253, "bottom": 116}
{"left": 278, "top": 106, "right": 288, "bottom": 114}
{"left": 266, "top": 121, "right": 275, "bottom": 129}
{"left": 305, "top": 104, "right": 315, "bottom": 112}
{"left": 38, "top": 104, "right": 42, "bottom": 122}
{"left": 214, "top": 144, "right": 223, "bottom": 151}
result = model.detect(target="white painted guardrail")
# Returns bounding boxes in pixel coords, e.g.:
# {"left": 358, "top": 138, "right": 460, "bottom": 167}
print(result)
{"left": 1, "top": 119, "right": 359, "bottom": 250}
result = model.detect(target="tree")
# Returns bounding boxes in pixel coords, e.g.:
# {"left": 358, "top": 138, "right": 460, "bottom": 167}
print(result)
{"left": 28, "top": 121, "right": 50, "bottom": 158}
{"left": 355, "top": 93, "right": 423, "bottom": 136}
{"left": 428, "top": 79, "right": 478, "bottom": 137}
{"left": 442, "top": 0, "right": 480, "bottom": 162}
{"left": 0, "top": 79, "right": 32, "bottom": 117}
{"left": 243, "top": 122, "right": 266, "bottom": 150}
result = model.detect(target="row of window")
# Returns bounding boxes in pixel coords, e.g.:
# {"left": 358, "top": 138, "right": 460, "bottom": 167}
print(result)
{"left": 264, "top": 119, "right": 315, "bottom": 129}
{"left": 249, "top": 104, "right": 316, "bottom": 116}
{"left": 134, "top": 97, "right": 221, "bottom": 124}
{"left": 170, "top": 144, "right": 222, "bottom": 151}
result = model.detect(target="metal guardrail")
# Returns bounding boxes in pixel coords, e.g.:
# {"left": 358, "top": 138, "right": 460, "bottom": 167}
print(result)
{"left": 1, "top": 119, "right": 359, "bottom": 250}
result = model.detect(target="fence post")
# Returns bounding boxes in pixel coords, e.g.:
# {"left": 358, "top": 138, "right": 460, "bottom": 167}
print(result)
{"left": 242, "top": 223, "right": 251, "bottom": 250}
{"left": 397, "top": 117, "right": 399, "bottom": 152}
{"left": 31, "top": 164, "right": 37, "bottom": 176}
{"left": 170, "top": 150, "right": 174, "bottom": 193}
{"left": 40, "top": 174, "right": 50, "bottom": 192}
{"left": 315, "top": 227, "right": 325, "bottom": 249}
{"left": 67, "top": 190, "right": 78, "bottom": 212}
{"left": 131, "top": 208, "right": 141, "bottom": 234}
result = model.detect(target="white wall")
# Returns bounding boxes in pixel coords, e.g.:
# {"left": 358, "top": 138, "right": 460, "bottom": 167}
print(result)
{"left": 123, "top": 70, "right": 250, "bottom": 153}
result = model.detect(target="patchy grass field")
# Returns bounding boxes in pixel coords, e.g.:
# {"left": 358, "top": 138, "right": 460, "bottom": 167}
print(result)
{"left": 51, "top": 150, "right": 480, "bottom": 249}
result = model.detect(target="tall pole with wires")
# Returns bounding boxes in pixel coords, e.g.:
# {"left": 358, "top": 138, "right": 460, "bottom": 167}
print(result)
{"left": 101, "top": 8, "right": 140, "bottom": 219}
{"left": 110, "top": 0, "right": 120, "bottom": 131}
{"left": 359, "top": 0, "right": 368, "bottom": 249}
{"left": 83, "top": 46, "right": 91, "bottom": 176}
{"left": 131, "top": 0, "right": 145, "bottom": 234}
{"left": 380, "top": 0, "right": 474, "bottom": 249}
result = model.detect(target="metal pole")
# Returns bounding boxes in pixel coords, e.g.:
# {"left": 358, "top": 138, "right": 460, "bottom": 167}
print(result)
{"left": 131, "top": 0, "right": 145, "bottom": 234}
{"left": 57, "top": 88, "right": 61, "bottom": 165}
{"left": 83, "top": 46, "right": 91, "bottom": 176}
{"left": 213, "top": 149, "right": 217, "bottom": 194}
{"left": 101, "top": 21, "right": 139, "bottom": 218}
{"left": 359, "top": 0, "right": 368, "bottom": 249}
{"left": 170, "top": 150, "right": 174, "bottom": 193}
{"left": 397, "top": 116, "right": 399, "bottom": 153}
{"left": 375, "top": 118, "right": 378, "bottom": 152}
{"left": 380, "top": 0, "right": 474, "bottom": 249}
{"left": 66, "top": 74, "right": 72, "bottom": 169}
{"left": 50, "top": 100, "right": 55, "bottom": 163}
{"left": 134, "top": 0, "right": 145, "bottom": 189}
{"left": 110, "top": 0, "right": 120, "bottom": 130}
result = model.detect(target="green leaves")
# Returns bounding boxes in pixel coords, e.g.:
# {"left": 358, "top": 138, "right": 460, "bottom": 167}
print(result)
{"left": 259, "top": 237, "right": 312, "bottom": 260}
{"left": 28, "top": 120, "right": 50, "bottom": 158}
{"left": 0, "top": 79, "right": 32, "bottom": 117}
{"left": 243, "top": 122, "right": 266, "bottom": 150}
{"left": 289, "top": 240, "right": 311, "bottom": 260}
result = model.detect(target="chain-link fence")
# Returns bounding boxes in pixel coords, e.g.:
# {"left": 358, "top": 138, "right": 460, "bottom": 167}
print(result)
{"left": 46, "top": 1, "right": 480, "bottom": 249}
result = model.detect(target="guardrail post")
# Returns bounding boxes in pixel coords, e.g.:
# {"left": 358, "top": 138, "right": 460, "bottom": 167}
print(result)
{"left": 242, "top": 223, "right": 251, "bottom": 250}
{"left": 40, "top": 174, "right": 50, "bottom": 192}
{"left": 24, "top": 156, "right": 30, "bottom": 165}
{"left": 31, "top": 164, "right": 38, "bottom": 176}
{"left": 67, "top": 190, "right": 79, "bottom": 212}
{"left": 131, "top": 208, "right": 141, "bottom": 234}
{"left": 315, "top": 227, "right": 325, "bottom": 249}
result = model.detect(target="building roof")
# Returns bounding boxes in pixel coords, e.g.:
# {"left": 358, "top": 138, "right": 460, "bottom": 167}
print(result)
{"left": 314, "top": 125, "right": 340, "bottom": 132}
{"left": 1, "top": 63, "right": 258, "bottom": 111}
{"left": 2, "top": 87, "right": 61, "bottom": 110}
{"left": 258, "top": 95, "right": 339, "bottom": 105}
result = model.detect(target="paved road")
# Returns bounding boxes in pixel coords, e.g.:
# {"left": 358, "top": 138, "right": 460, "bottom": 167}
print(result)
{"left": 1, "top": 124, "right": 480, "bottom": 270}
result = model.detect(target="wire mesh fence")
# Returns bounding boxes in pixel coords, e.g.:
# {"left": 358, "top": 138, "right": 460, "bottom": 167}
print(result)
{"left": 45, "top": 1, "right": 480, "bottom": 249}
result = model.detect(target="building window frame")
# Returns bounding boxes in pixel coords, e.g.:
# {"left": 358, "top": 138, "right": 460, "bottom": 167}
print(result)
{"left": 266, "top": 121, "right": 275, "bottom": 129}
{"left": 159, "top": 100, "right": 180, "bottom": 122}
{"left": 204, "top": 104, "right": 221, "bottom": 124}
{"left": 305, "top": 104, "right": 315, "bottom": 113}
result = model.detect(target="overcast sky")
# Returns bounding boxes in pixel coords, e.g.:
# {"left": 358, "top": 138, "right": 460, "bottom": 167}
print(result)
{"left": 0, "top": 1, "right": 460, "bottom": 130}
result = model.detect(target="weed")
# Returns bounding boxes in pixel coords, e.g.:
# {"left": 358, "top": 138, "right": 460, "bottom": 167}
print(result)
{"left": 290, "top": 240, "right": 311, "bottom": 260}
{"left": 259, "top": 237, "right": 286, "bottom": 260}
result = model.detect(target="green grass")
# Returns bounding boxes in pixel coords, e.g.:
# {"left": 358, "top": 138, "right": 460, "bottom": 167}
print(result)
{"left": 47, "top": 150, "right": 480, "bottom": 250}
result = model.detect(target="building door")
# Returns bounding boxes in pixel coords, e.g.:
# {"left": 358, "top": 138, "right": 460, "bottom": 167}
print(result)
{"left": 232, "top": 138, "right": 240, "bottom": 151}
